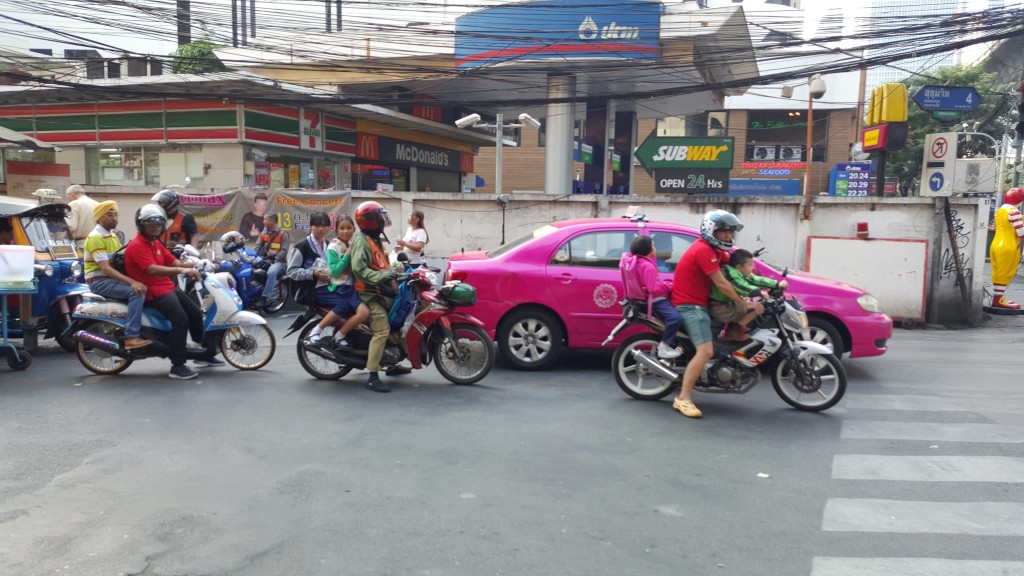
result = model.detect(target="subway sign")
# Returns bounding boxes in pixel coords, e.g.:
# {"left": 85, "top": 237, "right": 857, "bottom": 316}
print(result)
{"left": 634, "top": 135, "right": 735, "bottom": 172}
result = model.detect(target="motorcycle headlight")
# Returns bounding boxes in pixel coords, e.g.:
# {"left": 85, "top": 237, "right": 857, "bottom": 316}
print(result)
{"left": 68, "top": 258, "right": 82, "bottom": 280}
{"left": 781, "top": 308, "right": 808, "bottom": 332}
{"left": 857, "top": 294, "right": 882, "bottom": 313}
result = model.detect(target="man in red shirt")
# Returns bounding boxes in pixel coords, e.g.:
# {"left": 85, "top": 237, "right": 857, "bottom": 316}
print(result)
{"left": 125, "top": 204, "right": 210, "bottom": 380}
{"left": 670, "top": 210, "right": 762, "bottom": 418}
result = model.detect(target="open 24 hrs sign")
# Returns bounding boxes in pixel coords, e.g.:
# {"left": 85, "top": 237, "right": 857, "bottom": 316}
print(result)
{"left": 655, "top": 169, "right": 730, "bottom": 194}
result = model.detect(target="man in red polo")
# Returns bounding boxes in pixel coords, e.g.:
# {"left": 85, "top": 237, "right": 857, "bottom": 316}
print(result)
{"left": 670, "top": 210, "right": 762, "bottom": 419}
{"left": 124, "top": 204, "right": 214, "bottom": 379}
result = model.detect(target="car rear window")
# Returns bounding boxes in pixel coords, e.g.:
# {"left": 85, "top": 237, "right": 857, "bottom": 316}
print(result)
{"left": 487, "top": 225, "right": 558, "bottom": 257}
{"left": 551, "top": 230, "right": 638, "bottom": 269}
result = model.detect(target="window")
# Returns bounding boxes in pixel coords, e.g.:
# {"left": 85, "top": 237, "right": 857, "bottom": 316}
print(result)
{"left": 550, "top": 230, "right": 639, "bottom": 269}
{"left": 746, "top": 110, "right": 828, "bottom": 162}
{"left": 656, "top": 111, "right": 728, "bottom": 137}
{"left": 649, "top": 232, "right": 696, "bottom": 273}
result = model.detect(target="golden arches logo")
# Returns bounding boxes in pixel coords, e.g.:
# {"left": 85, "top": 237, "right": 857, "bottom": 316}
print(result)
{"left": 358, "top": 134, "right": 379, "bottom": 159}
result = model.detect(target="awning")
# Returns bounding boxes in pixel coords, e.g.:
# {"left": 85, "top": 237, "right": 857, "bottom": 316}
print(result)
{"left": 0, "top": 126, "right": 63, "bottom": 151}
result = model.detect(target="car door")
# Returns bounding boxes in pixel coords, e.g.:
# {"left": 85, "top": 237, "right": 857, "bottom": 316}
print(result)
{"left": 545, "top": 227, "right": 639, "bottom": 345}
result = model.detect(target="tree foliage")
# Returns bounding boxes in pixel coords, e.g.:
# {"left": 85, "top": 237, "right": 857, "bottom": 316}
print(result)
{"left": 170, "top": 41, "right": 229, "bottom": 74}
{"left": 882, "top": 63, "right": 1014, "bottom": 196}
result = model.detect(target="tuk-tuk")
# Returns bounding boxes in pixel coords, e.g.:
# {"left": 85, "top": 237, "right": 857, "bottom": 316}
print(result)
{"left": 0, "top": 195, "right": 89, "bottom": 351}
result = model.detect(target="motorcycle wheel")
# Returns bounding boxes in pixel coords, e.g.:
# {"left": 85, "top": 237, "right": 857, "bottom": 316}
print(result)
{"left": 771, "top": 351, "right": 846, "bottom": 411}
{"left": 433, "top": 323, "right": 494, "bottom": 385}
{"left": 220, "top": 324, "right": 276, "bottom": 370}
{"left": 611, "top": 333, "right": 678, "bottom": 400}
{"left": 295, "top": 320, "right": 353, "bottom": 380}
{"left": 76, "top": 321, "right": 133, "bottom": 375}
{"left": 260, "top": 282, "right": 289, "bottom": 315}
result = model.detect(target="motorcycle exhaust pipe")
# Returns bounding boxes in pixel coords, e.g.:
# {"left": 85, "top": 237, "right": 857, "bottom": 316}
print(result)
{"left": 301, "top": 340, "right": 367, "bottom": 369}
{"left": 630, "top": 349, "right": 682, "bottom": 383}
{"left": 74, "top": 330, "right": 127, "bottom": 358}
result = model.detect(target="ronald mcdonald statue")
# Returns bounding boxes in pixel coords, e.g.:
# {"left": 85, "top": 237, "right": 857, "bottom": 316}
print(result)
{"left": 989, "top": 187, "right": 1024, "bottom": 310}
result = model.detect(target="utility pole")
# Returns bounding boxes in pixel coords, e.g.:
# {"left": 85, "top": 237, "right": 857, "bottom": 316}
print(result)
{"left": 176, "top": 0, "right": 191, "bottom": 46}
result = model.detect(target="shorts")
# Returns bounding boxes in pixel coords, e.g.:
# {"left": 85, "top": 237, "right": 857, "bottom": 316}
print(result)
{"left": 675, "top": 304, "right": 713, "bottom": 346}
{"left": 316, "top": 285, "right": 364, "bottom": 317}
{"left": 709, "top": 301, "right": 748, "bottom": 324}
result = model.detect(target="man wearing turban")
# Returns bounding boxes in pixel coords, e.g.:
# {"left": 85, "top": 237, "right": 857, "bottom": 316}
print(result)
{"left": 82, "top": 201, "right": 151, "bottom": 349}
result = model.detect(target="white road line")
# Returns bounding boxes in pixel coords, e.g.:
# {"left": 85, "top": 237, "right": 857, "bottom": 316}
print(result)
{"left": 841, "top": 421, "right": 1024, "bottom": 443}
{"left": 812, "top": 557, "right": 1024, "bottom": 576}
{"left": 845, "top": 394, "right": 1024, "bottom": 413}
{"left": 832, "top": 455, "right": 1024, "bottom": 482}
{"left": 822, "top": 499, "right": 1024, "bottom": 535}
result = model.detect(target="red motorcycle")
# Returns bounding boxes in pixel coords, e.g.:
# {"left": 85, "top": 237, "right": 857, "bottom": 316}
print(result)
{"left": 286, "top": 268, "right": 494, "bottom": 385}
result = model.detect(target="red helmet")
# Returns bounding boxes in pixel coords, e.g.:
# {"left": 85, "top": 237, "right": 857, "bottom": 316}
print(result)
{"left": 1005, "top": 188, "right": 1024, "bottom": 206}
{"left": 355, "top": 201, "right": 392, "bottom": 233}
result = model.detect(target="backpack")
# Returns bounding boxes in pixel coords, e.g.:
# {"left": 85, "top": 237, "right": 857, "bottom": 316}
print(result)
{"left": 387, "top": 279, "right": 416, "bottom": 330}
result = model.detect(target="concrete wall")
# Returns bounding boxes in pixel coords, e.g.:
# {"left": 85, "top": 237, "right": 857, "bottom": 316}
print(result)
{"left": 14, "top": 185, "right": 985, "bottom": 325}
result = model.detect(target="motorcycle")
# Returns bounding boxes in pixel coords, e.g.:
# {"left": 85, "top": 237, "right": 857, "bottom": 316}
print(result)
{"left": 604, "top": 287, "right": 847, "bottom": 412}
{"left": 0, "top": 197, "right": 89, "bottom": 352}
{"left": 71, "top": 257, "right": 277, "bottom": 375}
{"left": 215, "top": 244, "right": 289, "bottom": 315}
{"left": 285, "top": 268, "right": 495, "bottom": 385}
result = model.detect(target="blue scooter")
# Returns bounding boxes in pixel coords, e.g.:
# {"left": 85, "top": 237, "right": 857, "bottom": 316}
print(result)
{"left": 216, "top": 244, "right": 289, "bottom": 315}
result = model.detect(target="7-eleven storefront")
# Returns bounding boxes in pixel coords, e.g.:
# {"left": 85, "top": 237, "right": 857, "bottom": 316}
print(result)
{"left": 0, "top": 100, "right": 358, "bottom": 191}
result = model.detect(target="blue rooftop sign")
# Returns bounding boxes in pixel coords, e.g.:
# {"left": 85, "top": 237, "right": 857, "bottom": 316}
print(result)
{"left": 454, "top": 0, "right": 662, "bottom": 70}
{"left": 913, "top": 85, "right": 981, "bottom": 111}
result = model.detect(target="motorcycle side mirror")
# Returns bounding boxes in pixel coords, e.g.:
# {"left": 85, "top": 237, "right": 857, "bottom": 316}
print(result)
{"left": 182, "top": 245, "right": 201, "bottom": 259}
{"left": 781, "top": 267, "right": 789, "bottom": 278}
{"left": 752, "top": 247, "right": 766, "bottom": 258}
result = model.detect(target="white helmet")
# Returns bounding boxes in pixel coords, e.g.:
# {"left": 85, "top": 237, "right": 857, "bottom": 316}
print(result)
{"left": 219, "top": 231, "right": 246, "bottom": 254}
{"left": 698, "top": 210, "right": 744, "bottom": 251}
{"left": 135, "top": 203, "right": 167, "bottom": 237}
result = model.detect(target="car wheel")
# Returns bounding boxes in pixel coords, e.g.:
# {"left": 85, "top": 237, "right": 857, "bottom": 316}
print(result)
{"left": 498, "top": 309, "right": 564, "bottom": 371}
{"left": 805, "top": 316, "right": 845, "bottom": 357}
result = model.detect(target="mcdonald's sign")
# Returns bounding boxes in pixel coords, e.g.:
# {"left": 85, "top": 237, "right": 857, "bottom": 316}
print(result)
{"left": 460, "top": 152, "right": 474, "bottom": 173}
{"left": 357, "top": 133, "right": 379, "bottom": 160}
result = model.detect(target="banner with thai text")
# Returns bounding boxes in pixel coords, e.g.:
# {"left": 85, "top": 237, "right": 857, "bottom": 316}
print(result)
{"left": 179, "top": 189, "right": 353, "bottom": 245}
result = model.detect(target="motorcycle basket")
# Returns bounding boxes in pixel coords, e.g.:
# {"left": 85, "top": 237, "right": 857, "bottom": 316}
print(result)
{"left": 438, "top": 282, "right": 477, "bottom": 306}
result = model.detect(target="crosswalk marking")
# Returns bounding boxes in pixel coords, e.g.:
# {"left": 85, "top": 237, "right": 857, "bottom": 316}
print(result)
{"left": 845, "top": 394, "right": 1024, "bottom": 413}
{"left": 822, "top": 499, "right": 1024, "bottom": 535}
{"left": 811, "top": 557, "right": 1024, "bottom": 576}
{"left": 841, "top": 421, "right": 1024, "bottom": 443}
{"left": 832, "top": 455, "right": 1024, "bottom": 482}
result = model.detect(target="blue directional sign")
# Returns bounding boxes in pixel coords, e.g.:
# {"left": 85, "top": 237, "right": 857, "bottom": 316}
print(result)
{"left": 913, "top": 86, "right": 981, "bottom": 111}
{"left": 929, "top": 172, "right": 945, "bottom": 192}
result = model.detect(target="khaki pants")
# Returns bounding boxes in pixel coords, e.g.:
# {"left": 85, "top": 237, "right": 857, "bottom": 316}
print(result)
{"left": 366, "top": 301, "right": 390, "bottom": 373}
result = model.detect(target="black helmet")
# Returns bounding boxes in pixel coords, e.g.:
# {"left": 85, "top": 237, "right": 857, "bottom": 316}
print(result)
{"left": 135, "top": 203, "right": 167, "bottom": 238}
{"left": 219, "top": 231, "right": 246, "bottom": 254}
{"left": 151, "top": 189, "right": 180, "bottom": 215}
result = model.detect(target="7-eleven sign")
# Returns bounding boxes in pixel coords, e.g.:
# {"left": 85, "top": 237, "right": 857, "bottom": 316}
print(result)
{"left": 300, "top": 109, "right": 323, "bottom": 151}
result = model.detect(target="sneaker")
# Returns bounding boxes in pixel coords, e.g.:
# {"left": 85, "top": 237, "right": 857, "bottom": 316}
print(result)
{"left": 658, "top": 344, "right": 681, "bottom": 359}
{"left": 169, "top": 364, "right": 199, "bottom": 380}
{"left": 672, "top": 397, "right": 702, "bottom": 418}
{"left": 124, "top": 337, "right": 152, "bottom": 349}
{"left": 333, "top": 335, "right": 351, "bottom": 350}
{"left": 308, "top": 331, "right": 322, "bottom": 344}
{"left": 366, "top": 373, "right": 391, "bottom": 393}
{"left": 193, "top": 356, "right": 226, "bottom": 367}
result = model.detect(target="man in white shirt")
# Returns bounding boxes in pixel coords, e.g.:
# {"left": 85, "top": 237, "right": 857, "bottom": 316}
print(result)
{"left": 65, "top": 184, "right": 100, "bottom": 244}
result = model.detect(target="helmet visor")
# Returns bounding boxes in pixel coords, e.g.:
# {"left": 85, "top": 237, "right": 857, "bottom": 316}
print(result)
{"left": 380, "top": 208, "right": 392, "bottom": 229}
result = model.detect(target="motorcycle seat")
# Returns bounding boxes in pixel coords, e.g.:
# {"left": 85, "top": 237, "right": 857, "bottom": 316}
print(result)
{"left": 82, "top": 291, "right": 129, "bottom": 303}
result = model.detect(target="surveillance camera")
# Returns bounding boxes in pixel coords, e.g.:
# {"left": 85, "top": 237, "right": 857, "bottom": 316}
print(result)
{"left": 518, "top": 113, "right": 541, "bottom": 128}
{"left": 455, "top": 113, "right": 481, "bottom": 129}
{"left": 808, "top": 74, "right": 827, "bottom": 100}
{"left": 496, "top": 193, "right": 510, "bottom": 207}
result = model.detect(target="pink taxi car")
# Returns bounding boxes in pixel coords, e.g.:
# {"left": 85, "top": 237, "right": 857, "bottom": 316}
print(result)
{"left": 446, "top": 218, "right": 893, "bottom": 371}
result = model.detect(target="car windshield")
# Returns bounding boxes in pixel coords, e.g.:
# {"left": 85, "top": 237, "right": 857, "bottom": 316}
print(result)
{"left": 486, "top": 225, "right": 558, "bottom": 258}
{"left": 19, "top": 214, "right": 75, "bottom": 253}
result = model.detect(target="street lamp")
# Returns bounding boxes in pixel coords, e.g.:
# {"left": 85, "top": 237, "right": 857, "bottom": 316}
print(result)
{"left": 455, "top": 112, "right": 540, "bottom": 244}
{"left": 781, "top": 75, "right": 827, "bottom": 218}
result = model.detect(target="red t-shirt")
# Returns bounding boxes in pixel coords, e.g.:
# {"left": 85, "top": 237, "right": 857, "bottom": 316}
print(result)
{"left": 125, "top": 235, "right": 176, "bottom": 301}
{"left": 670, "top": 239, "right": 725, "bottom": 306}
